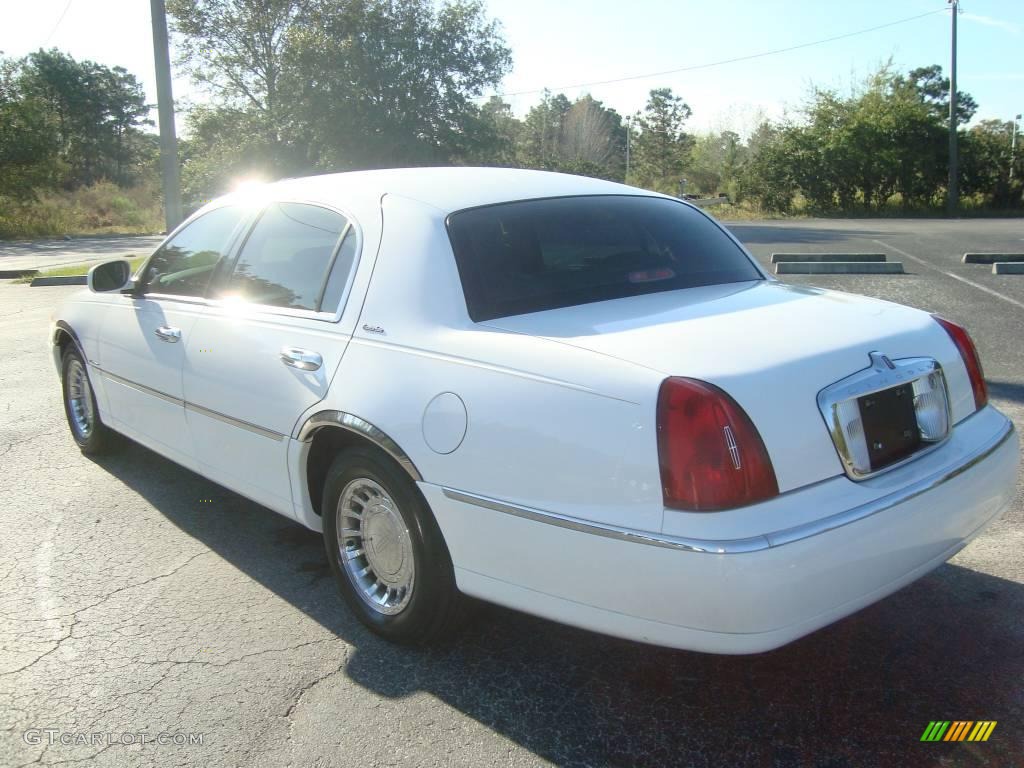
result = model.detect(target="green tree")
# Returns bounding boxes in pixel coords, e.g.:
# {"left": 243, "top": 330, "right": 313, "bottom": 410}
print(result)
{"left": 515, "top": 92, "right": 625, "bottom": 180}
{"left": 740, "top": 64, "right": 979, "bottom": 213}
{"left": 0, "top": 57, "right": 61, "bottom": 198}
{"left": 686, "top": 130, "right": 744, "bottom": 196}
{"left": 517, "top": 90, "right": 572, "bottom": 170}
{"left": 897, "top": 64, "right": 977, "bottom": 125}
{"left": 737, "top": 121, "right": 795, "bottom": 212}
{"left": 466, "top": 95, "right": 520, "bottom": 166}
{"left": 631, "top": 88, "right": 692, "bottom": 193}
{"left": 170, "top": 0, "right": 511, "bottom": 191}
{"left": 0, "top": 50, "right": 150, "bottom": 197}
{"left": 559, "top": 95, "right": 626, "bottom": 180}
{"left": 961, "top": 120, "right": 1023, "bottom": 208}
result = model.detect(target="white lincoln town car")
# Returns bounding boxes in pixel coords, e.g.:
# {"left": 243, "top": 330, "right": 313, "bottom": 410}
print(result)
{"left": 52, "top": 168, "right": 1018, "bottom": 653}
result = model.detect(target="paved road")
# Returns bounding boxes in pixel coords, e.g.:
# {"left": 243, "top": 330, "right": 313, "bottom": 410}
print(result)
{"left": 1, "top": 219, "right": 1022, "bottom": 767}
{"left": 0, "top": 236, "right": 163, "bottom": 273}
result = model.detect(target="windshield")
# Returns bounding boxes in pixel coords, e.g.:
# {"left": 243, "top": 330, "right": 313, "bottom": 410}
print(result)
{"left": 447, "top": 195, "right": 762, "bottom": 321}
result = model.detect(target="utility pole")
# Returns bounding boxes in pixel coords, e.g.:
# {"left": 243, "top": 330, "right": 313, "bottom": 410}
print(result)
{"left": 150, "top": 0, "right": 183, "bottom": 232}
{"left": 1011, "top": 113, "right": 1021, "bottom": 181}
{"left": 625, "top": 116, "right": 631, "bottom": 184}
{"left": 947, "top": 0, "right": 959, "bottom": 217}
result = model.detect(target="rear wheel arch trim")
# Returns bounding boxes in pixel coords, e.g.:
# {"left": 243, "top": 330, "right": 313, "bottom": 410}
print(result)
{"left": 298, "top": 410, "right": 423, "bottom": 482}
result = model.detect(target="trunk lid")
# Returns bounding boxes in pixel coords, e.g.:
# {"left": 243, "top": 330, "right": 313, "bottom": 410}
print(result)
{"left": 483, "top": 280, "right": 972, "bottom": 493}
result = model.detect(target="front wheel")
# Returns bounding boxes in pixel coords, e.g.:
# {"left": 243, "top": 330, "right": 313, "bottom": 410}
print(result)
{"left": 61, "top": 347, "right": 118, "bottom": 455}
{"left": 323, "top": 446, "right": 461, "bottom": 644}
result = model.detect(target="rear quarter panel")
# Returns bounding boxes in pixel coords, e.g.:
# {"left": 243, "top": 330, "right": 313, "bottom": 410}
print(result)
{"left": 323, "top": 195, "right": 666, "bottom": 531}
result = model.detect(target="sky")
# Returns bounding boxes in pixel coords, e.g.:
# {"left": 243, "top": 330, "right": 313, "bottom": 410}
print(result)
{"left": 1, "top": 0, "right": 1022, "bottom": 137}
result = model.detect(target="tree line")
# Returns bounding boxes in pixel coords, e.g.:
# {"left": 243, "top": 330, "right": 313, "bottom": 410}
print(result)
{"left": 1, "top": 0, "right": 1022, "bottom": 227}
{"left": 0, "top": 49, "right": 153, "bottom": 199}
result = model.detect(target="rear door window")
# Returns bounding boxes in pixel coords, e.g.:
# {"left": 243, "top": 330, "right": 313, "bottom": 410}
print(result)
{"left": 221, "top": 202, "right": 350, "bottom": 312}
{"left": 447, "top": 195, "right": 762, "bottom": 321}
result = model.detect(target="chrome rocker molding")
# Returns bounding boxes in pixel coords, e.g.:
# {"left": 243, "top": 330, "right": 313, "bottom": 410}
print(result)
{"left": 297, "top": 410, "right": 423, "bottom": 482}
{"left": 444, "top": 416, "right": 1015, "bottom": 555}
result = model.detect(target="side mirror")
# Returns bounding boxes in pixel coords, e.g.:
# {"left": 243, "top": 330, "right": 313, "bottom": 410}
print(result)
{"left": 87, "top": 259, "right": 134, "bottom": 293}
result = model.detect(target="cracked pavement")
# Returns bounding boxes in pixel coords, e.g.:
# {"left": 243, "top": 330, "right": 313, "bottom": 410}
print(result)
{"left": 1, "top": 219, "right": 1023, "bottom": 767}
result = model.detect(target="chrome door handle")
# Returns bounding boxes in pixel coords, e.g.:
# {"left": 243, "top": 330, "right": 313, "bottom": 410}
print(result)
{"left": 280, "top": 347, "right": 322, "bottom": 371}
{"left": 155, "top": 326, "right": 181, "bottom": 343}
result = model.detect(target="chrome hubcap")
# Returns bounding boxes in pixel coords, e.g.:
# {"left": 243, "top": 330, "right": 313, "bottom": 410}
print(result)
{"left": 337, "top": 478, "right": 415, "bottom": 615}
{"left": 67, "top": 359, "right": 94, "bottom": 439}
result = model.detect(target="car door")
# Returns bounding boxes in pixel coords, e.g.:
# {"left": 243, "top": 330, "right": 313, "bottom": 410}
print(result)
{"left": 181, "top": 201, "right": 361, "bottom": 516}
{"left": 97, "top": 205, "right": 250, "bottom": 468}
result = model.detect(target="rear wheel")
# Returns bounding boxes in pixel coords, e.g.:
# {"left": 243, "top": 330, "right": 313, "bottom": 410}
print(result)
{"left": 323, "top": 446, "right": 461, "bottom": 644}
{"left": 61, "top": 347, "right": 117, "bottom": 455}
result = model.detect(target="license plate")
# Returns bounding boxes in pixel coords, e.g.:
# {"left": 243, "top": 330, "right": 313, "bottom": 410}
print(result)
{"left": 858, "top": 383, "right": 921, "bottom": 471}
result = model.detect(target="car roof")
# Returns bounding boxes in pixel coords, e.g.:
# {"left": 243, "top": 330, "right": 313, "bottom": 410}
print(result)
{"left": 229, "top": 167, "right": 665, "bottom": 216}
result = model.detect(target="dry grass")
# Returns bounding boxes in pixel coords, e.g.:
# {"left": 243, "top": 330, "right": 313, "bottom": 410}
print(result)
{"left": 0, "top": 181, "right": 163, "bottom": 240}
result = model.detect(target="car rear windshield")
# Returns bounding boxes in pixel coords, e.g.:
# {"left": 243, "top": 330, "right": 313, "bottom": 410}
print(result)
{"left": 447, "top": 195, "right": 762, "bottom": 321}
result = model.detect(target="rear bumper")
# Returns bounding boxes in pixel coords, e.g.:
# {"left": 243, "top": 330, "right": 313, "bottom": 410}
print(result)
{"left": 423, "top": 406, "right": 1019, "bottom": 653}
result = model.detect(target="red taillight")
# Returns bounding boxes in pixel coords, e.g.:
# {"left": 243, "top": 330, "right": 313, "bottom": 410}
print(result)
{"left": 656, "top": 377, "right": 779, "bottom": 511}
{"left": 933, "top": 315, "right": 988, "bottom": 411}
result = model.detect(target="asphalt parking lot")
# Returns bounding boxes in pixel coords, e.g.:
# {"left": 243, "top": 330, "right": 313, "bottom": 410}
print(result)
{"left": 0, "top": 235, "right": 163, "bottom": 274}
{"left": 1, "top": 218, "right": 1022, "bottom": 767}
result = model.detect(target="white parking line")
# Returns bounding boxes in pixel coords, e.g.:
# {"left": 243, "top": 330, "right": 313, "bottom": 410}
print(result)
{"left": 873, "top": 239, "right": 1024, "bottom": 312}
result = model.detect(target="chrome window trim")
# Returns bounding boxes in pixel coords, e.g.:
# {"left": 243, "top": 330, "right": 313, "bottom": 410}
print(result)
{"left": 128, "top": 293, "right": 211, "bottom": 308}
{"left": 136, "top": 292, "right": 347, "bottom": 324}
{"left": 314, "top": 221, "right": 353, "bottom": 311}
{"left": 817, "top": 354, "right": 953, "bottom": 481}
{"left": 202, "top": 296, "right": 343, "bottom": 323}
{"left": 297, "top": 410, "right": 422, "bottom": 482}
{"left": 441, "top": 414, "right": 1014, "bottom": 555}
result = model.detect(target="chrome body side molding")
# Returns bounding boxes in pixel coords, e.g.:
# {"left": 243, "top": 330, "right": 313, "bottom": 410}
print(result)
{"left": 297, "top": 410, "right": 423, "bottom": 482}
{"left": 185, "top": 401, "right": 285, "bottom": 442}
{"left": 97, "top": 368, "right": 184, "bottom": 406}
{"left": 444, "top": 416, "right": 1015, "bottom": 555}
{"left": 96, "top": 367, "right": 284, "bottom": 441}
{"left": 441, "top": 488, "right": 769, "bottom": 554}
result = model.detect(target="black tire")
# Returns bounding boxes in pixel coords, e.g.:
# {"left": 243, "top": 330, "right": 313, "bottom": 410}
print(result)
{"left": 323, "top": 446, "right": 461, "bottom": 644}
{"left": 60, "top": 346, "right": 118, "bottom": 455}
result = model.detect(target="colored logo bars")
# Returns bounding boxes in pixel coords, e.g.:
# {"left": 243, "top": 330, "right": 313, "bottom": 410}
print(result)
{"left": 921, "top": 721, "right": 997, "bottom": 742}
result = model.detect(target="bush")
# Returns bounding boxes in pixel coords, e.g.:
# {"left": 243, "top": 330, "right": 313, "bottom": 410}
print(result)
{"left": 0, "top": 180, "right": 163, "bottom": 239}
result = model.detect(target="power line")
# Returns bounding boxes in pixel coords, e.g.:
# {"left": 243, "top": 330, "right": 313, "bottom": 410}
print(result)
{"left": 43, "top": 0, "right": 74, "bottom": 46}
{"left": 494, "top": 8, "right": 947, "bottom": 99}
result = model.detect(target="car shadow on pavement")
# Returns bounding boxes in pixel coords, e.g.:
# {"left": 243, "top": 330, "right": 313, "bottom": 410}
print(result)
{"left": 92, "top": 444, "right": 1024, "bottom": 767}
